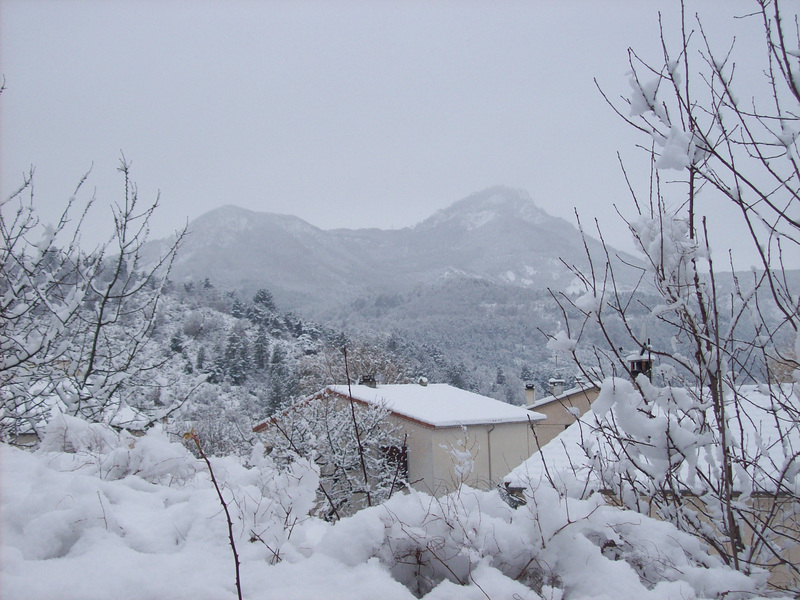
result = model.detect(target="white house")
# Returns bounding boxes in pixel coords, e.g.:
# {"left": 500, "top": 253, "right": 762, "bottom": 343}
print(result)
{"left": 322, "top": 382, "right": 545, "bottom": 496}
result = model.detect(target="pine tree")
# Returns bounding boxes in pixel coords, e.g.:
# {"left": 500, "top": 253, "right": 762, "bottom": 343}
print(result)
{"left": 270, "top": 345, "right": 286, "bottom": 369}
{"left": 445, "top": 363, "right": 469, "bottom": 390}
{"left": 268, "top": 345, "right": 293, "bottom": 409}
{"left": 231, "top": 298, "right": 245, "bottom": 319}
{"left": 196, "top": 345, "right": 206, "bottom": 371}
{"left": 246, "top": 288, "right": 277, "bottom": 326}
{"left": 254, "top": 328, "right": 269, "bottom": 370}
{"left": 170, "top": 332, "right": 184, "bottom": 354}
{"left": 223, "top": 333, "right": 251, "bottom": 385}
{"left": 253, "top": 288, "right": 276, "bottom": 312}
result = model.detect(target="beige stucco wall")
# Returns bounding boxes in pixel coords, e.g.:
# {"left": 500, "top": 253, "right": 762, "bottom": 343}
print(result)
{"left": 686, "top": 493, "right": 800, "bottom": 591}
{"left": 389, "top": 415, "right": 537, "bottom": 496}
{"left": 531, "top": 387, "right": 599, "bottom": 447}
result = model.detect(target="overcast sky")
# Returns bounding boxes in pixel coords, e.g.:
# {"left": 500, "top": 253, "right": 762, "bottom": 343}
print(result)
{"left": 1, "top": 0, "right": 779, "bottom": 268}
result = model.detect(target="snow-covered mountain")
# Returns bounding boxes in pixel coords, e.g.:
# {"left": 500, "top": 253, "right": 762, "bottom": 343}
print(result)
{"left": 159, "top": 186, "right": 629, "bottom": 311}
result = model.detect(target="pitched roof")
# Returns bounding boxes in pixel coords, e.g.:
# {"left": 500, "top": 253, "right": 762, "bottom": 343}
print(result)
{"left": 326, "top": 383, "right": 545, "bottom": 428}
{"left": 504, "top": 411, "right": 600, "bottom": 489}
{"left": 527, "top": 381, "right": 599, "bottom": 409}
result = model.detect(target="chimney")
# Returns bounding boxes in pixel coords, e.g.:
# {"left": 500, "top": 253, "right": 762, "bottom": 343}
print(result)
{"left": 417, "top": 376, "right": 429, "bottom": 387}
{"left": 627, "top": 342, "right": 653, "bottom": 381}
{"left": 359, "top": 374, "right": 377, "bottom": 388}
{"left": 524, "top": 383, "right": 536, "bottom": 407}
{"left": 548, "top": 377, "right": 565, "bottom": 397}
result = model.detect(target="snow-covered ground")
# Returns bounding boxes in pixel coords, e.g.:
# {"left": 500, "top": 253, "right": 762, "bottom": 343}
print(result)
{"left": 1, "top": 413, "right": 777, "bottom": 600}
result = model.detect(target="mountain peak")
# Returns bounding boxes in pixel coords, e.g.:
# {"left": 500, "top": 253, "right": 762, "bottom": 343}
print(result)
{"left": 418, "top": 186, "right": 548, "bottom": 231}
{"left": 151, "top": 187, "right": 632, "bottom": 312}
{"left": 188, "top": 205, "right": 321, "bottom": 237}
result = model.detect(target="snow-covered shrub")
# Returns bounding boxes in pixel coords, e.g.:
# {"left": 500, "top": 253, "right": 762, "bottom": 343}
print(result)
{"left": 233, "top": 442, "right": 320, "bottom": 563}
{"left": 39, "top": 412, "right": 198, "bottom": 484}
{"left": 316, "top": 481, "right": 762, "bottom": 599}
{"left": 1, "top": 411, "right": 774, "bottom": 600}
{"left": 547, "top": 2, "right": 800, "bottom": 591}
{"left": 0, "top": 161, "right": 184, "bottom": 441}
{"left": 10, "top": 413, "right": 321, "bottom": 565}
{"left": 261, "top": 391, "right": 405, "bottom": 520}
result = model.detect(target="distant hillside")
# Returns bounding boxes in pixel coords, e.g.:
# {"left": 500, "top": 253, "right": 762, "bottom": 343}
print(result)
{"left": 152, "top": 186, "right": 637, "bottom": 312}
{"left": 138, "top": 186, "right": 652, "bottom": 401}
{"left": 143, "top": 186, "right": 796, "bottom": 404}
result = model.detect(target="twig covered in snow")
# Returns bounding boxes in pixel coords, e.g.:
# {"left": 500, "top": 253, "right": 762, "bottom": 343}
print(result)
{"left": 184, "top": 430, "right": 243, "bottom": 600}
{"left": 549, "top": 1, "right": 800, "bottom": 592}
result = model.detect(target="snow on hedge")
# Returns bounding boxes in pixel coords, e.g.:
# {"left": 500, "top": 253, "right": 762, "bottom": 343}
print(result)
{"left": 1, "top": 415, "right": 776, "bottom": 599}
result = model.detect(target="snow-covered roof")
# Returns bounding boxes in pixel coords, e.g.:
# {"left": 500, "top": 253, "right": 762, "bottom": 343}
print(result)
{"left": 505, "top": 411, "right": 600, "bottom": 490}
{"left": 326, "top": 383, "right": 545, "bottom": 428}
{"left": 528, "top": 381, "right": 599, "bottom": 410}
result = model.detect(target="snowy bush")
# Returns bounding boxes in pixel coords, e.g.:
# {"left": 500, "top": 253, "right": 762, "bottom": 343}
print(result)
{"left": 0, "top": 161, "right": 184, "bottom": 441}
{"left": 316, "top": 482, "right": 762, "bottom": 599}
{"left": 548, "top": 1, "right": 800, "bottom": 592}
{"left": 260, "top": 391, "right": 405, "bottom": 520}
{"left": 1, "top": 412, "right": 775, "bottom": 599}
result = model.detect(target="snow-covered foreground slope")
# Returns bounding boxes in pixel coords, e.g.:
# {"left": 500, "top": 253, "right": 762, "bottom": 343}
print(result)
{"left": 0, "top": 416, "right": 776, "bottom": 600}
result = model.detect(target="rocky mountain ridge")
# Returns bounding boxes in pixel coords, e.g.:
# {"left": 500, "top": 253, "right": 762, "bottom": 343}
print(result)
{"left": 158, "top": 186, "right": 628, "bottom": 312}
